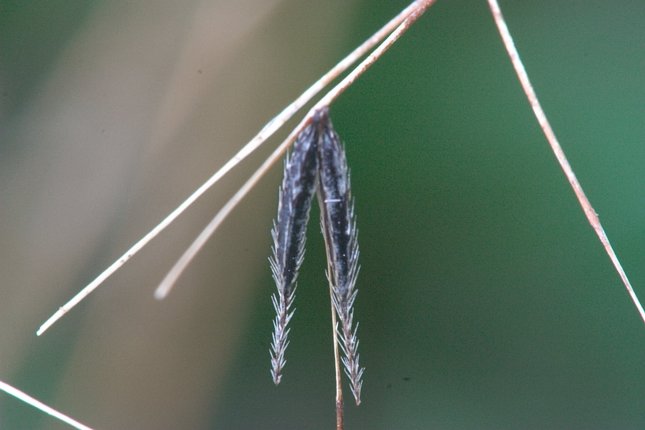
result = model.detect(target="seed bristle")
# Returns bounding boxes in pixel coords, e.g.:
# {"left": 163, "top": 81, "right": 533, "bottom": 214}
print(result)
{"left": 269, "top": 122, "right": 319, "bottom": 383}
{"left": 316, "top": 110, "right": 365, "bottom": 405}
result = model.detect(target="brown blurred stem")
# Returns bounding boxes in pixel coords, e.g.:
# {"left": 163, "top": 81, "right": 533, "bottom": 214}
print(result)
{"left": 330, "top": 284, "right": 344, "bottom": 430}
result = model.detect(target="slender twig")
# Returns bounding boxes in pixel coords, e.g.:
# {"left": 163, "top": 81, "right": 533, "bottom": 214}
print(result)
{"left": 35, "top": 0, "right": 430, "bottom": 335}
{"left": 153, "top": 117, "right": 313, "bottom": 299}
{"left": 487, "top": 0, "right": 645, "bottom": 324}
{"left": 330, "top": 284, "right": 344, "bottom": 430}
{"left": 316, "top": 0, "right": 436, "bottom": 110}
{"left": 153, "top": 0, "right": 437, "bottom": 299}
{"left": 0, "top": 380, "right": 93, "bottom": 430}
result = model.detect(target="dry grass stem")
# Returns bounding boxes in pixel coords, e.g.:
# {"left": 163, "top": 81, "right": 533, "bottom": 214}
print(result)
{"left": 0, "top": 380, "right": 93, "bottom": 430}
{"left": 152, "top": 0, "right": 437, "bottom": 299}
{"left": 487, "top": 0, "right": 645, "bottom": 324}
{"left": 36, "top": 0, "right": 431, "bottom": 334}
{"left": 330, "top": 288, "right": 345, "bottom": 430}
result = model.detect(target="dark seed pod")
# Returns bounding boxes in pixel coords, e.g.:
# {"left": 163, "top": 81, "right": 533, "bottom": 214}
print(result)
{"left": 269, "top": 122, "right": 319, "bottom": 384}
{"left": 315, "top": 108, "right": 364, "bottom": 405}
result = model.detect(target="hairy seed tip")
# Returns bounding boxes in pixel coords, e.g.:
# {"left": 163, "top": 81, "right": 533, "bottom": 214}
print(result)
{"left": 269, "top": 121, "right": 319, "bottom": 384}
{"left": 315, "top": 109, "right": 364, "bottom": 404}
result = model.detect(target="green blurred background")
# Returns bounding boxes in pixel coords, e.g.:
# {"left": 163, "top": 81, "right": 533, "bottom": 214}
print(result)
{"left": 1, "top": 0, "right": 643, "bottom": 429}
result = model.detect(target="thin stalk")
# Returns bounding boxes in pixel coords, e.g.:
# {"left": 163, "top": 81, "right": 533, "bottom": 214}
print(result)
{"left": 36, "top": 0, "right": 430, "bottom": 335}
{"left": 154, "top": 0, "right": 437, "bottom": 299}
{"left": 331, "top": 284, "right": 344, "bottom": 430}
{"left": 154, "top": 117, "right": 311, "bottom": 298}
{"left": 487, "top": 0, "right": 645, "bottom": 324}
{"left": 0, "top": 380, "right": 93, "bottom": 430}
{"left": 316, "top": 0, "right": 436, "bottom": 110}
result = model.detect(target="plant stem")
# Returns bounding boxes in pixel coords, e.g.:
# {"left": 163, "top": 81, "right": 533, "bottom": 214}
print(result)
{"left": 0, "top": 380, "right": 93, "bottom": 430}
{"left": 152, "top": 0, "right": 438, "bottom": 301}
{"left": 36, "top": 0, "right": 431, "bottom": 335}
{"left": 487, "top": 0, "right": 645, "bottom": 324}
{"left": 330, "top": 285, "right": 344, "bottom": 430}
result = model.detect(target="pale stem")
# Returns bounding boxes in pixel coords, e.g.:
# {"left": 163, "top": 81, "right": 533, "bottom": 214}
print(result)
{"left": 154, "top": 119, "right": 309, "bottom": 298}
{"left": 0, "top": 380, "right": 93, "bottom": 430}
{"left": 487, "top": 0, "right": 645, "bottom": 324}
{"left": 36, "top": 0, "right": 427, "bottom": 335}
{"left": 315, "top": 0, "right": 437, "bottom": 110}
{"left": 154, "top": 0, "right": 438, "bottom": 299}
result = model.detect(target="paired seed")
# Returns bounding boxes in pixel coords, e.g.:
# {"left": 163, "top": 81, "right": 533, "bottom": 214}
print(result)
{"left": 269, "top": 108, "right": 364, "bottom": 404}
